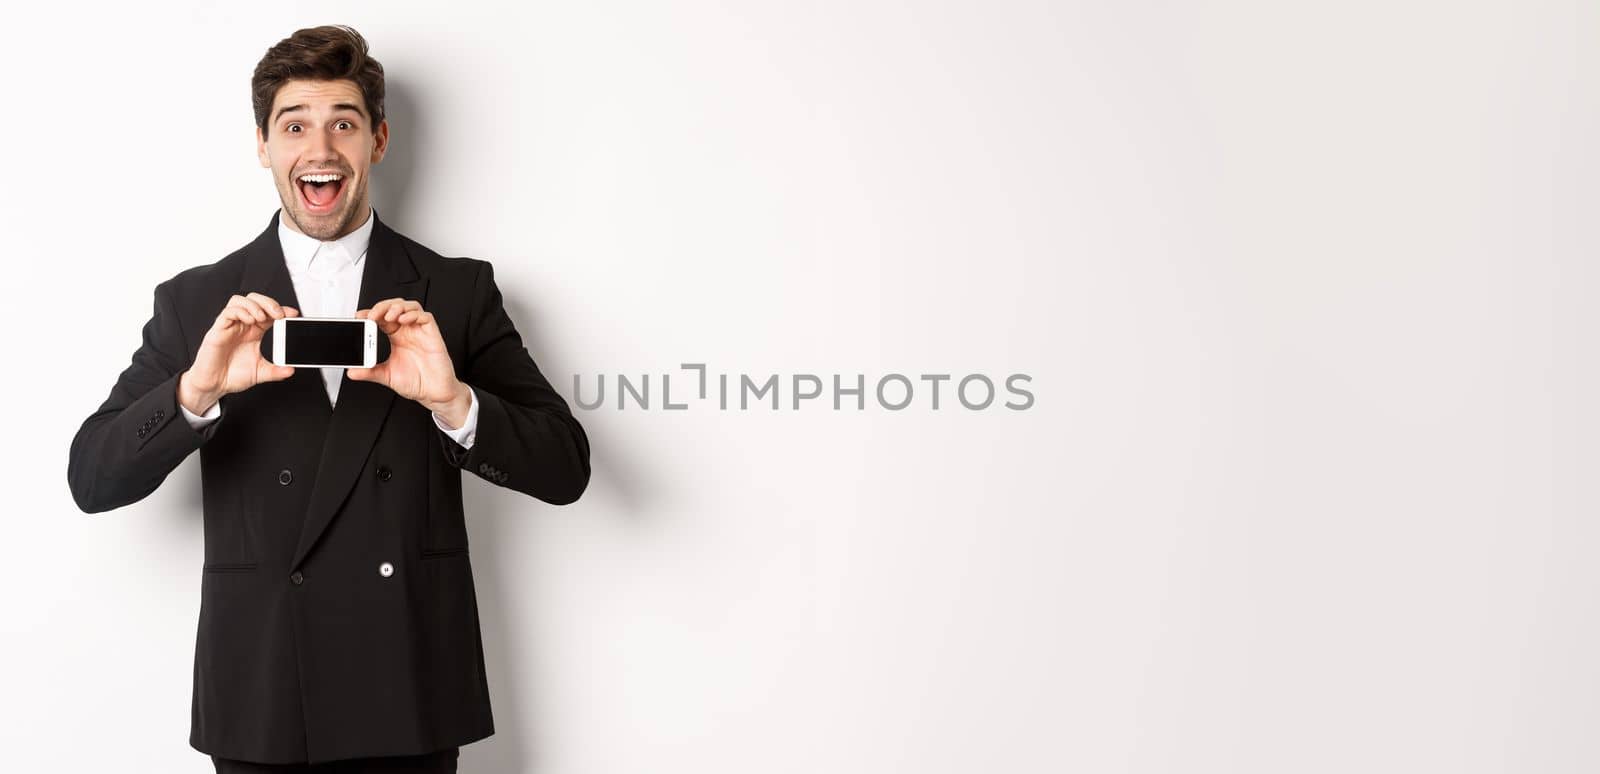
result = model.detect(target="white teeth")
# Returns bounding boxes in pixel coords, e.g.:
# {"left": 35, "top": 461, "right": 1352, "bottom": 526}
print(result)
{"left": 298, "top": 173, "right": 343, "bottom": 183}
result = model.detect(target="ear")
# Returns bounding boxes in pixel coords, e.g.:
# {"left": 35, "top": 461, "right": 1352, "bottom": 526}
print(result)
{"left": 370, "top": 119, "right": 389, "bottom": 165}
{"left": 256, "top": 125, "right": 271, "bottom": 168}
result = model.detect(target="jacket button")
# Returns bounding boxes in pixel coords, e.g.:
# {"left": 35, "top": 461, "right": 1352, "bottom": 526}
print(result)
{"left": 496, "top": 471, "right": 509, "bottom": 484}
{"left": 375, "top": 465, "right": 392, "bottom": 482}
{"left": 378, "top": 561, "right": 394, "bottom": 578}
{"left": 136, "top": 428, "right": 147, "bottom": 438}
{"left": 478, "top": 462, "right": 489, "bottom": 475}
{"left": 289, "top": 571, "right": 304, "bottom": 585}
{"left": 278, "top": 469, "right": 293, "bottom": 486}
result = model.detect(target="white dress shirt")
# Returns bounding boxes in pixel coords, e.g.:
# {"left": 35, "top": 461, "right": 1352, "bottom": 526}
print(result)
{"left": 179, "top": 207, "right": 480, "bottom": 448}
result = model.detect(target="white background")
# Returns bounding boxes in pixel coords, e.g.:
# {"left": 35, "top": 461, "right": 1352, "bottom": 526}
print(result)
{"left": 2, "top": 1, "right": 1596, "bottom": 772}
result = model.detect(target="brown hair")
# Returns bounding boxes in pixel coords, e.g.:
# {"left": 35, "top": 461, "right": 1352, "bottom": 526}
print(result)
{"left": 252, "top": 25, "right": 385, "bottom": 138}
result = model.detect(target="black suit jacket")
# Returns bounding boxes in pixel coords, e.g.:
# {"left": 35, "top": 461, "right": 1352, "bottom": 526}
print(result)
{"left": 66, "top": 210, "right": 591, "bottom": 764}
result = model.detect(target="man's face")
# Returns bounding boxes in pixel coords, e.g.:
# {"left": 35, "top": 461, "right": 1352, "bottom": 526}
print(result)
{"left": 256, "top": 79, "right": 388, "bottom": 240}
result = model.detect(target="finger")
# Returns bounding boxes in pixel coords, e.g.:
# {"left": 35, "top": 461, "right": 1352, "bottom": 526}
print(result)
{"left": 229, "top": 296, "right": 269, "bottom": 324}
{"left": 371, "top": 298, "right": 417, "bottom": 323}
{"left": 283, "top": 306, "right": 300, "bottom": 317}
{"left": 347, "top": 363, "right": 387, "bottom": 386}
{"left": 246, "top": 306, "right": 275, "bottom": 330}
{"left": 396, "top": 310, "right": 434, "bottom": 326}
{"left": 245, "top": 292, "right": 288, "bottom": 319}
{"left": 385, "top": 300, "right": 422, "bottom": 323}
{"left": 366, "top": 315, "right": 400, "bottom": 336}
{"left": 219, "top": 295, "right": 251, "bottom": 326}
{"left": 219, "top": 307, "right": 254, "bottom": 332}
{"left": 368, "top": 298, "right": 400, "bottom": 321}
{"left": 227, "top": 295, "right": 265, "bottom": 321}
{"left": 223, "top": 306, "right": 273, "bottom": 334}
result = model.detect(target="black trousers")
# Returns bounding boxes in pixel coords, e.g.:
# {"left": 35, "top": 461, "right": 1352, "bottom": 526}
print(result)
{"left": 211, "top": 747, "right": 459, "bottom": 773}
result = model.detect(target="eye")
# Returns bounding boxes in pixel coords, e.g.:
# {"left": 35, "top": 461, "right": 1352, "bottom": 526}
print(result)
{"left": 286, "top": 123, "right": 303, "bottom": 133}
{"left": 335, "top": 120, "right": 353, "bottom": 131}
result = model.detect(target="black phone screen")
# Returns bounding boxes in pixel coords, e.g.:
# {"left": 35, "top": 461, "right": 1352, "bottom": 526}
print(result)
{"left": 284, "top": 320, "right": 366, "bottom": 366}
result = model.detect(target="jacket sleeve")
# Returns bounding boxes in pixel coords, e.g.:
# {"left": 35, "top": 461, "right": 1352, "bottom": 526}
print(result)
{"left": 67, "top": 280, "right": 219, "bottom": 513}
{"left": 435, "top": 261, "right": 591, "bottom": 505}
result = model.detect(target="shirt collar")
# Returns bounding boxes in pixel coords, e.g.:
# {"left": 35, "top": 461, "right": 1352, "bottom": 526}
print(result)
{"left": 277, "top": 206, "right": 375, "bottom": 276}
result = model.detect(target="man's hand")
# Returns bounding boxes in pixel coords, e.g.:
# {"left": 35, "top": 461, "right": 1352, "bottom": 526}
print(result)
{"left": 179, "top": 293, "right": 299, "bottom": 415}
{"left": 348, "top": 298, "right": 471, "bottom": 424}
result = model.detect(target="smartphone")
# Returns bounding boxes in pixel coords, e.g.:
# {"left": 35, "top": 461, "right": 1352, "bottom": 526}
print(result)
{"left": 270, "top": 317, "right": 379, "bottom": 368}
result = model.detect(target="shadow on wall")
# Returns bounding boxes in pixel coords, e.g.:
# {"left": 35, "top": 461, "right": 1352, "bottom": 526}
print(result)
{"left": 371, "top": 78, "right": 424, "bottom": 231}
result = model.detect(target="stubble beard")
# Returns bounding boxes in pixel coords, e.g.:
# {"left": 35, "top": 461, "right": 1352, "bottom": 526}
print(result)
{"left": 280, "top": 175, "right": 367, "bottom": 241}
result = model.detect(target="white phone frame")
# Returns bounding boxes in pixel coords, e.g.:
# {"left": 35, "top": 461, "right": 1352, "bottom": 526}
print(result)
{"left": 272, "top": 316, "right": 379, "bottom": 369}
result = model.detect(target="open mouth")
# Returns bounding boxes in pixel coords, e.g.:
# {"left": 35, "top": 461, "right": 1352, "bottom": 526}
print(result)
{"left": 295, "top": 171, "right": 347, "bottom": 215}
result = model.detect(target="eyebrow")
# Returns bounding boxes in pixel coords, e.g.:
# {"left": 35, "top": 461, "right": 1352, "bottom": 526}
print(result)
{"left": 274, "top": 103, "right": 367, "bottom": 123}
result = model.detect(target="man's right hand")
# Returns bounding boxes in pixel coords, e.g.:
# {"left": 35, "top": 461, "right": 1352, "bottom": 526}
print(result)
{"left": 178, "top": 293, "right": 300, "bottom": 415}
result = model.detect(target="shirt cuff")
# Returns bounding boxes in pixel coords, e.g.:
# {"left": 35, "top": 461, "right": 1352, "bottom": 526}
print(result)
{"left": 432, "top": 386, "right": 479, "bottom": 449}
{"left": 179, "top": 396, "right": 221, "bottom": 429}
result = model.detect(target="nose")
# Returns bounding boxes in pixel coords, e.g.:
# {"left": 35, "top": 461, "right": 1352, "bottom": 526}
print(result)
{"left": 304, "top": 128, "right": 339, "bottom": 165}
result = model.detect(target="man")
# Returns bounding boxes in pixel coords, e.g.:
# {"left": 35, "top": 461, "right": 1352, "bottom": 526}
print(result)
{"left": 65, "top": 25, "right": 591, "bottom": 773}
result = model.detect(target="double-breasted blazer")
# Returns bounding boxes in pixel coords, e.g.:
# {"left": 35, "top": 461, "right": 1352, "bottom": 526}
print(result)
{"left": 66, "top": 209, "right": 591, "bottom": 764}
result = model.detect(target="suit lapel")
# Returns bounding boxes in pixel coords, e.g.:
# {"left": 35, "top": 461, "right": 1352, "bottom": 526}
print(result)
{"left": 239, "top": 209, "right": 430, "bottom": 571}
{"left": 237, "top": 211, "right": 332, "bottom": 415}
{"left": 295, "top": 209, "right": 429, "bottom": 570}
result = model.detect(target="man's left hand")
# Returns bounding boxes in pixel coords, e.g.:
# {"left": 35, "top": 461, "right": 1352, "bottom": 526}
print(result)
{"left": 348, "top": 298, "right": 471, "bottom": 425}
